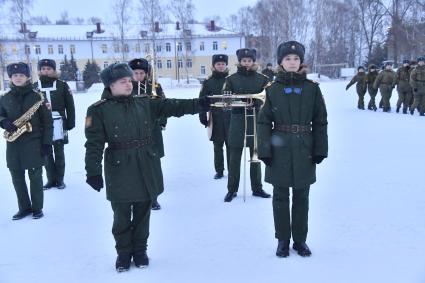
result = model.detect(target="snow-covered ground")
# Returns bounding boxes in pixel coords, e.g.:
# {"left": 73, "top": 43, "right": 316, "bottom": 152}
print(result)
{"left": 0, "top": 80, "right": 424, "bottom": 283}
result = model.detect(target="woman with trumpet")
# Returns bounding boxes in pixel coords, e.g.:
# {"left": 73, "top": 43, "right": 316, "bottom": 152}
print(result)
{"left": 223, "top": 48, "right": 271, "bottom": 202}
{"left": 257, "top": 41, "right": 328, "bottom": 258}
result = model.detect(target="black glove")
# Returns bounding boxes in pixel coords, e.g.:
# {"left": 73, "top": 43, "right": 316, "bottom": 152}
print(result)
{"left": 0, "top": 119, "right": 18, "bottom": 132}
{"left": 41, "top": 144, "right": 53, "bottom": 157}
{"left": 260, "top": 157, "right": 272, "bottom": 167}
{"left": 312, "top": 155, "right": 326, "bottom": 164}
{"left": 198, "top": 96, "right": 211, "bottom": 112}
{"left": 199, "top": 116, "right": 208, "bottom": 128}
{"left": 86, "top": 175, "right": 104, "bottom": 192}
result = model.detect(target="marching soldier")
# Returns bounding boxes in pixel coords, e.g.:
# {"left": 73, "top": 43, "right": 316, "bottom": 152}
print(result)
{"left": 128, "top": 58, "right": 166, "bottom": 210}
{"left": 262, "top": 63, "right": 275, "bottom": 82}
{"left": 373, "top": 62, "right": 396, "bottom": 112}
{"left": 257, "top": 41, "right": 328, "bottom": 258}
{"left": 199, "top": 54, "right": 230, "bottom": 179}
{"left": 366, "top": 65, "right": 379, "bottom": 111}
{"left": 223, "top": 48, "right": 271, "bottom": 202}
{"left": 35, "top": 59, "right": 75, "bottom": 190}
{"left": 395, "top": 59, "right": 412, "bottom": 114}
{"left": 345, "top": 66, "right": 367, "bottom": 109}
{"left": 410, "top": 56, "right": 425, "bottom": 116}
{"left": 0, "top": 62, "right": 53, "bottom": 220}
{"left": 85, "top": 63, "right": 209, "bottom": 272}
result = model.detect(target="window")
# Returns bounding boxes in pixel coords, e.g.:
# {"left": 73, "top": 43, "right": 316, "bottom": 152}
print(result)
{"left": 186, "top": 58, "right": 192, "bottom": 68}
{"left": 185, "top": 42, "right": 191, "bottom": 51}
{"left": 200, "top": 42, "right": 205, "bottom": 51}
{"left": 58, "top": 45, "right": 63, "bottom": 54}
{"left": 222, "top": 40, "right": 228, "bottom": 50}
{"left": 144, "top": 43, "right": 150, "bottom": 53}
{"left": 101, "top": 44, "right": 108, "bottom": 53}
{"left": 177, "top": 42, "right": 182, "bottom": 52}
{"left": 25, "top": 44, "right": 31, "bottom": 54}
{"left": 35, "top": 45, "right": 41, "bottom": 54}
{"left": 114, "top": 43, "right": 120, "bottom": 53}
{"left": 123, "top": 44, "right": 129, "bottom": 53}
{"left": 178, "top": 59, "right": 183, "bottom": 68}
{"left": 200, "top": 65, "right": 206, "bottom": 75}
{"left": 48, "top": 45, "right": 54, "bottom": 54}
{"left": 156, "top": 44, "right": 161, "bottom": 52}
{"left": 12, "top": 45, "right": 17, "bottom": 54}
{"left": 135, "top": 43, "right": 141, "bottom": 53}
{"left": 156, "top": 59, "right": 162, "bottom": 69}
{"left": 70, "top": 44, "right": 76, "bottom": 54}
{"left": 166, "top": 42, "right": 171, "bottom": 52}
{"left": 166, "top": 60, "right": 172, "bottom": 69}
{"left": 104, "top": 62, "right": 109, "bottom": 68}
{"left": 213, "top": 41, "right": 218, "bottom": 50}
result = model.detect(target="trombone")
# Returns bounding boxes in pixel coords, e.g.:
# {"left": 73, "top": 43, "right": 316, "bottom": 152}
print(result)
{"left": 208, "top": 90, "right": 266, "bottom": 201}
{"left": 145, "top": 53, "right": 159, "bottom": 98}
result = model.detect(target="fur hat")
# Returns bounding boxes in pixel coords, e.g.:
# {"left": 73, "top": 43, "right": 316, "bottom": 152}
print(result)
{"left": 212, "top": 54, "right": 228, "bottom": 65}
{"left": 417, "top": 56, "right": 425, "bottom": 63}
{"left": 7, "top": 62, "right": 31, "bottom": 78}
{"left": 236, "top": 48, "right": 257, "bottom": 62}
{"left": 368, "top": 64, "right": 377, "bottom": 70}
{"left": 402, "top": 59, "right": 410, "bottom": 64}
{"left": 38, "top": 59, "right": 56, "bottom": 70}
{"left": 100, "top": 63, "right": 133, "bottom": 87}
{"left": 128, "top": 58, "right": 149, "bottom": 73}
{"left": 266, "top": 63, "right": 272, "bottom": 67}
{"left": 358, "top": 66, "right": 365, "bottom": 71}
{"left": 277, "top": 41, "right": 305, "bottom": 65}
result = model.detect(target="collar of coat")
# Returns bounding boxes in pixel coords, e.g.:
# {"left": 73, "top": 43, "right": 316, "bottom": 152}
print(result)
{"left": 10, "top": 81, "right": 34, "bottom": 96}
{"left": 274, "top": 65, "right": 308, "bottom": 84}
{"left": 236, "top": 63, "right": 259, "bottom": 76}
{"left": 211, "top": 69, "right": 229, "bottom": 79}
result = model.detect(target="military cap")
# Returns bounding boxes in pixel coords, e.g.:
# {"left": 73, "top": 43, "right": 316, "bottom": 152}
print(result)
{"left": 277, "top": 41, "right": 305, "bottom": 64}
{"left": 236, "top": 48, "right": 257, "bottom": 62}
{"left": 128, "top": 58, "right": 149, "bottom": 73}
{"left": 100, "top": 63, "right": 133, "bottom": 87}
{"left": 7, "top": 62, "right": 30, "bottom": 78}
{"left": 38, "top": 58, "right": 56, "bottom": 70}
{"left": 417, "top": 56, "right": 425, "bottom": 63}
{"left": 212, "top": 54, "right": 228, "bottom": 65}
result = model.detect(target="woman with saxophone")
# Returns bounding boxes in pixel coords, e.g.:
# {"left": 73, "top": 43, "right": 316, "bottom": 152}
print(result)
{"left": 257, "top": 41, "right": 328, "bottom": 258}
{"left": 0, "top": 62, "right": 53, "bottom": 220}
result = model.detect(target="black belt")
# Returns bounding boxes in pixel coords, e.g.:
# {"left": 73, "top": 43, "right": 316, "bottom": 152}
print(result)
{"left": 274, "top": 124, "right": 311, "bottom": 134}
{"left": 108, "top": 137, "right": 152, "bottom": 150}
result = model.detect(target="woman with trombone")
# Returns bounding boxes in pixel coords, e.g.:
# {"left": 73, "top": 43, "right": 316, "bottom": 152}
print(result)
{"left": 257, "top": 41, "right": 328, "bottom": 258}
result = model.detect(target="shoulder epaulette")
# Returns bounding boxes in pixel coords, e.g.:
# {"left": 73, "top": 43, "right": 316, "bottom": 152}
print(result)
{"left": 92, "top": 99, "right": 107, "bottom": 107}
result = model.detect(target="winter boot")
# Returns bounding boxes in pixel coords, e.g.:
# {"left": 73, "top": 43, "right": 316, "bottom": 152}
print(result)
{"left": 396, "top": 106, "right": 400, "bottom": 113}
{"left": 224, "top": 192, "right": 237, "bottom": 202}
{"left": 56, "top": 179, "right": 66, "bottom": 190}
{"left": 293, "top": 242, "right": 312, "bottom": 257}
{"left": 403, "top": 108, "right": 407, "bottom": 114}
{"left": 151, "top": 200, "right": 161, "bottom": 210}
{"left": 115, "top": 253, "right": 131, "bottom": 272}
{"left": 276, "top": 240, "right": 290, "bottom": 258}
{"left": 32, "top": 210, "right": 44, "bottom": 219}
{"left": 43, "top": 181, "right": 56, "bottom": 190}
{"left": 252, "top": 189, "right": 271, "bottom": 198}
{"left": 133, "top": 250, "right": 149, "bottom": 268}
{"left": 214, "top": 171, "right": 224, "bottom": 179}
{"left": 12, "top": 209, "right": 32, "bottom": 220}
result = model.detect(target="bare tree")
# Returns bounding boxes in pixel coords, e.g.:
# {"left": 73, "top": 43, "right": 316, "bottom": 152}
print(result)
{"left": 113, "top": 0, "right": 133, "bottom": 61}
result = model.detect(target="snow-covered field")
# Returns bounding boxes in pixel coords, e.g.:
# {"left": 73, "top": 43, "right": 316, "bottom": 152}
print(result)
{"left": 1, "top": 80, "right": 424, "bottom": 283}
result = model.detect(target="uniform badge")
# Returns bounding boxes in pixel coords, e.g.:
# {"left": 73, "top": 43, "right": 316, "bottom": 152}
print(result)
{"left": 85, "top": 116, "right": 92, "bottom": 128}
{"left": 291, "top": 45, "right": 296, "bottom": 50}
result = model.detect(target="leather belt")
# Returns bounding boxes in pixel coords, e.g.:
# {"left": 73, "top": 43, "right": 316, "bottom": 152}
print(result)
{"left": 108, "top": 137, "right": 152, "bottom": 150}
{"left": 274, "top": 124, "right": 311, "bottom": 134}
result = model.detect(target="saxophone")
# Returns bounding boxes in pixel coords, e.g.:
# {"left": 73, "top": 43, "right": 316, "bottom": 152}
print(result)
{"left": 3, "top": 92, "right": 45, "bottom": 142}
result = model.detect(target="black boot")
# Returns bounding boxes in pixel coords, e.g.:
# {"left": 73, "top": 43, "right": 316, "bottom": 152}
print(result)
{"left": 276, "top": 240, "right": 290, "bottom": 258}
{"left": 373, "top": 106, "right": 377, "bottom": 111}
{"left": 396, "top": 106, "right": 400, "bottom": 113}
{"left": 224, "top": 192, "right": 237, "bottom": 202}
{"left": 420, "top": 112, "right": 425, "bottom": 116}
{"left": 293, "top": 242, "right": 312, "bottom": 257}
{"left": 115, "top": 253, "right": 131, "bottom": 272}
{"left": 43, "top": 181, "right": 56, "bottom": 190}
{"left": 133, "top": 250, "right": 149, "bottom": 268}
{"left": 32, "top": 210, "right": 44, "bottom": 219}
{"left": 214, "top": 171, "right": 224, "bottom": 179}
{"left": 56, "top": 179, "right": 66, "bottom": 190}
{"left": 12, "top": 209, "right": 32, "bottom": 220}
{"left": 403, "top": 108, "right": 407, "bottom": 114}
{"left": 252, "top": 189, "right": 271, "bottom": 198}
{"left": 410, "top": 109, "right": 414, "bottom": 115}
{"left": 151, "top": 200, "right": 161, "bottom": 210}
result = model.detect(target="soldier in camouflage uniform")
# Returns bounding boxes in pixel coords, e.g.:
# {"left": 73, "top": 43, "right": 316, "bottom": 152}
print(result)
{"left": 262, "top": 63, "right": 275, "bottom": 82}
{"left": 366, "top": 65, "right": 379, "bottom": 111}
{"left": 0, "top": 62, "right": 53, "bottom": 220}
{"left": 35, "top": 59, "right": 75, "bottom": 190}
{"left": 410, "top": 56, "right": 425, "bottom": 116}
{"left": 258, "top": 41, "right": 328, "bottom": 258}
{"left": 345, "top": 66, "right": 367, "bottom": 110}
{"left": 395, "top": 59, "right": 412, "bottom": 114}
{"left": 85, "top": 63, "right": 209, "bottom": 272}
{"left": 373, "top": 62, "right": 397, "bottom": 112}
{"left": 199, "top": 54, "right": 230, "bottom": 179}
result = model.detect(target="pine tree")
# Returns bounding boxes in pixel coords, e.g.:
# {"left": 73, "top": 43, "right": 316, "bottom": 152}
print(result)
{"left": 367, "top": 43, "right": 388, "bottom": 67}
{"left": 59, "top": 55, "right": 76, "bottom": 81}
{"left": 83, "top": 60, "right": 101, "bottom": 89}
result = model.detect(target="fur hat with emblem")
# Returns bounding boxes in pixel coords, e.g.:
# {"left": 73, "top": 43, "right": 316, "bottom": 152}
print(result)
{"left": 236, "top": 48, "right": 257, "bottom": 62}
{"left": 212, "top": 54, "right": 228, "bottom": 65}
{"left": 277, "top": 41, "right": 305, "bottom": 65}
{"left": 7, "top": 62, "right": 31, "bottom": 78}
{"left": 100, "top": 63, "right": 133, "bottom": 87}
{"left": 128, "top": 58, "right": 150, "bottom": 73}
{"left": 38, "top": 59, "right": 56, "bottom": 71}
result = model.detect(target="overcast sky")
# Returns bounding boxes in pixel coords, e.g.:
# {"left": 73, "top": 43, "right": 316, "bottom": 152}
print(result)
{"left": 28, "top": 0, "right": 258, "bottom": 25}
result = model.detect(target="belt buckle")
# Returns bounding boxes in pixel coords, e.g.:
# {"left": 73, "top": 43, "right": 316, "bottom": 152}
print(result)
{"left": 291, "top": 125, "right": 299, "bottom": 134}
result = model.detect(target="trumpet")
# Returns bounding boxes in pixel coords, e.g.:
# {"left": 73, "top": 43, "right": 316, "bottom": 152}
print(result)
{"left": 208, "top": 89, "right": 266, "bottom": 109}
{"left": 145, "top": 53, "right": 159, "bottom": 98}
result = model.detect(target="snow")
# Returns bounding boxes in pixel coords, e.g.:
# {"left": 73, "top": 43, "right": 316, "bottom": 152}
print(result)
{"left": 1, "top": 80, "right": 425, "bottom": 283}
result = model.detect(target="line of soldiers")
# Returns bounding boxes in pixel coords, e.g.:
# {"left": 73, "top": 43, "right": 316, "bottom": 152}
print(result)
{"left": 346, "top": 57, "right": 425, "bottom": 115}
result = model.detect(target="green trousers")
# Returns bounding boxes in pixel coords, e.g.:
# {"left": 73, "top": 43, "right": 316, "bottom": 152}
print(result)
{"left": 396, "top": 89, "right": 413, "bottom": 111}
{"left": 227, "top": 146, "right": 262, "bottom": 193}
{"left": 10, "top": 167, "right": 43, "bottom": 212}
{"left": 411, "top": 91, "right": 425, "bottom": 113}
{"left": 213, "top": 140, "right": 229, "bottom": 174}
{"left": 357, "top": 91, "right": 366, "bottom": 108}
{"left": 273, "top": 186, "right": 310, "bottom": 242}
{"left": 368, "top": 91, "right": 378, "bottom": 109}
{"left": 111, "top": 201, "right": 152, "bottom": 254}
{"left": 45, "top": 141, "right": 65, "bottom": 183}
{"left": 380, "top": 86, "right": 393, "bottom": 110}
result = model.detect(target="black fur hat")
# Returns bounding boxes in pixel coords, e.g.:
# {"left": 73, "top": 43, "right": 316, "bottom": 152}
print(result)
{"left": 212, "top": 54, "right": 228, "bottom": 65}
{"left": 402, "top": 59, "right": 410, "bottom": 64}
{"left": 358, "top": 66, "right": 365, "bottom": 71}
{"left": 7, "top": 62, "right": 31, "bottom": 78}
{"left": 236, "top": 48, "right": 257, "bottom": 62}
{"left": 417, "top": 56, "right": 425, "bottom": 63}
{"left": 38, "top": 59, "right": 56, "bottom": 70}
{"left": 100, "top": 63, "right": 133, "bottom": 87}
{"left": 277, "top": 41, "right": 305, "bottom": 64}
{"left": 128, "top": 58, "right": 149, "bottom": 73}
